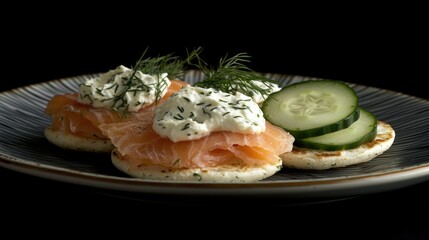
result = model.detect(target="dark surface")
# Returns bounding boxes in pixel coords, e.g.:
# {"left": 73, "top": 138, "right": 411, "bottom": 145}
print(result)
{"left": 1, "top": 166, "right": 429, "bottom": 238}
{"left": 1, "top": 12, "right": 428, "bottom": 238}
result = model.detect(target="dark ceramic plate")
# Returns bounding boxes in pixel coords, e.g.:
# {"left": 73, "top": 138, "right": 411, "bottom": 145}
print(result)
{"left": 1, "top": 70, "right": 428, "bottom": 199}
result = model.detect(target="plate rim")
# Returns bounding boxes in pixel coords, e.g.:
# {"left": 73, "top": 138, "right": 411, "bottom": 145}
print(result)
{"left": 2, "top": 154, "right": 429, "bottom": 198}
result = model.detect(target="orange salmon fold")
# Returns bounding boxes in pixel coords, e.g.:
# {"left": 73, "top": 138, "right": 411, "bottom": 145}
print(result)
{"left": 100, "top": 120, "right": 294, "bottom": 169}
{"left": 44, "top": 79, "right": 188, "bottom": 140}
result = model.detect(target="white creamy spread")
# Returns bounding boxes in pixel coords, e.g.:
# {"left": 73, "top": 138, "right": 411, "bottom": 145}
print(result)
{"left": 239, "top": 80, "right": 281, "bottom": 103}
{"left": 153, "top": 86, "right": 266, "bottom": 142}
{"left": 78, "top": 65, "right": 171, "bottom": 112}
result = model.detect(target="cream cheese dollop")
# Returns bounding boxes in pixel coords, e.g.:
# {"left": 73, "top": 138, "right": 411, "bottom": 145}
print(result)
{"left": 78, "top": 65, "right": 170, "bottom": 112}
{"left": 153, "top": 85, "right": 266, "bottom": 142}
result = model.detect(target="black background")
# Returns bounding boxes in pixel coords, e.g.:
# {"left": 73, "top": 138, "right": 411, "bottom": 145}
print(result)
{"left": 1, "top": 8, "right": 427, "bottom": 99}
{"left": 1, "top": 6, "right": 428, "bottom": 238}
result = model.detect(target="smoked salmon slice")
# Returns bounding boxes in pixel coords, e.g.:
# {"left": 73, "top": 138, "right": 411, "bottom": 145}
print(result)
{"left": 44, "top": 79, "right": 188, "bottom": 140}
{"left": 99, "top": 120, "right": 294, "bottom": 169}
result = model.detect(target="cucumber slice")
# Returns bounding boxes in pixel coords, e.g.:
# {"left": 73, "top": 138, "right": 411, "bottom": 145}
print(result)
{"left": 262, "top": 80, "right": 359, "bottom": 139}
{"left": 294, "top": 108, "right": 377, "bottom": 151}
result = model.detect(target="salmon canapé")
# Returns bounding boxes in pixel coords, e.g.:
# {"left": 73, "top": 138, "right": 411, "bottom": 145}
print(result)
{"left": 100, "top": 120, "right": 294, "bottom": 169}
{"left": 44, "top": 79, "right": 188, "bottom": 140}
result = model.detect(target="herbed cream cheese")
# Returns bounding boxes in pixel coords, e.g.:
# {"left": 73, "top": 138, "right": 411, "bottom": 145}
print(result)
{"left": 78, "top": 65, "right": 171, "bottom": 112}
{"left": 153, "top": 85, "right": 266, "bottom": 142}
{"left": 242, "top": 80, "right": 281, "bottom": 103}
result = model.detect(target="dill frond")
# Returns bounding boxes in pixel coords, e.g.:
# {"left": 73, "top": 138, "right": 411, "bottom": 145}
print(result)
{"left": 189, "top": 51, "right": 278, "bottom": 100}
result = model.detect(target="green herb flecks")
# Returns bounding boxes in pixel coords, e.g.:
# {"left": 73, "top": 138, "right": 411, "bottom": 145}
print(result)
{"left": 109, "top": 68, "right": 152, "bottom": 112}
{"left": 193, "top": 173, "right": 203, "bottom": 181}
{"left": 173, "top": 159, "right": 181, "bottom": 166}
{"left": 181, "top": 123, "right": 190, "bottom": 131}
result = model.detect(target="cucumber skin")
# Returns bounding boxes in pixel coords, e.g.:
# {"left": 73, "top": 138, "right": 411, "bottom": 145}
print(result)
{"left": 294, "top": 130, "right": 376, "bottom": 151}
{"left": 294, "top": 108, "right": 378, "bottom": 151}
{"left": 288, "top": 108, "right": 360, "bottom": 139}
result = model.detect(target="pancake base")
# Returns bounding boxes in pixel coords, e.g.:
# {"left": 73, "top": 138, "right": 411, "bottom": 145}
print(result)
{"left": 280, "top": 121, "right": 395, "bottom": 170}
{"left": 111, "top": 149, "right": 283, "bottom": 183}
{"left": 44, "top": 127, "right": 114, "bottom": 153}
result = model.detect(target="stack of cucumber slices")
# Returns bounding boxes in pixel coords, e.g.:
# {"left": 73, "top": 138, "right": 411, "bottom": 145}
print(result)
{"left": 262, "top": 80, "right": 378, "bottom": 151}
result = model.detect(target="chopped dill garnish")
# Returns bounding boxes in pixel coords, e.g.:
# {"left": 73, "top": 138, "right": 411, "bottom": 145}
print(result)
{"left": 173, "top": 114, "right": 184, "bottom": 120}
{"left": 181, "top": 123, "right": 190, "bottom": 131}
{"left": 193, "top": 173, "right": 202, "bottom": 181}
{"left": 177, "top": 106, "right": 185, "bottom": 113}
{"left": 173, "top": 159, "right": 180, "bottom": 166}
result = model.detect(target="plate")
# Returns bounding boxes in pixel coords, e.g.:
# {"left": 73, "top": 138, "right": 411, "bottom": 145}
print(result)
{"left": 1, "top": 70, "right": 429, "bottom": 200}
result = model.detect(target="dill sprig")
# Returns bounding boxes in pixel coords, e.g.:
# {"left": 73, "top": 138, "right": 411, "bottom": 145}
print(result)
{"left": 132, "top": 47, "right": 202, "bottom": 79}
{"left": 133, "top": 48, "right": 185, "bottom": 80}
{"left": 129, "top": 48, "right": 201, "bottom": 107}
{"left": 188, "top": 51, "right": 279, "bottom": 100}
